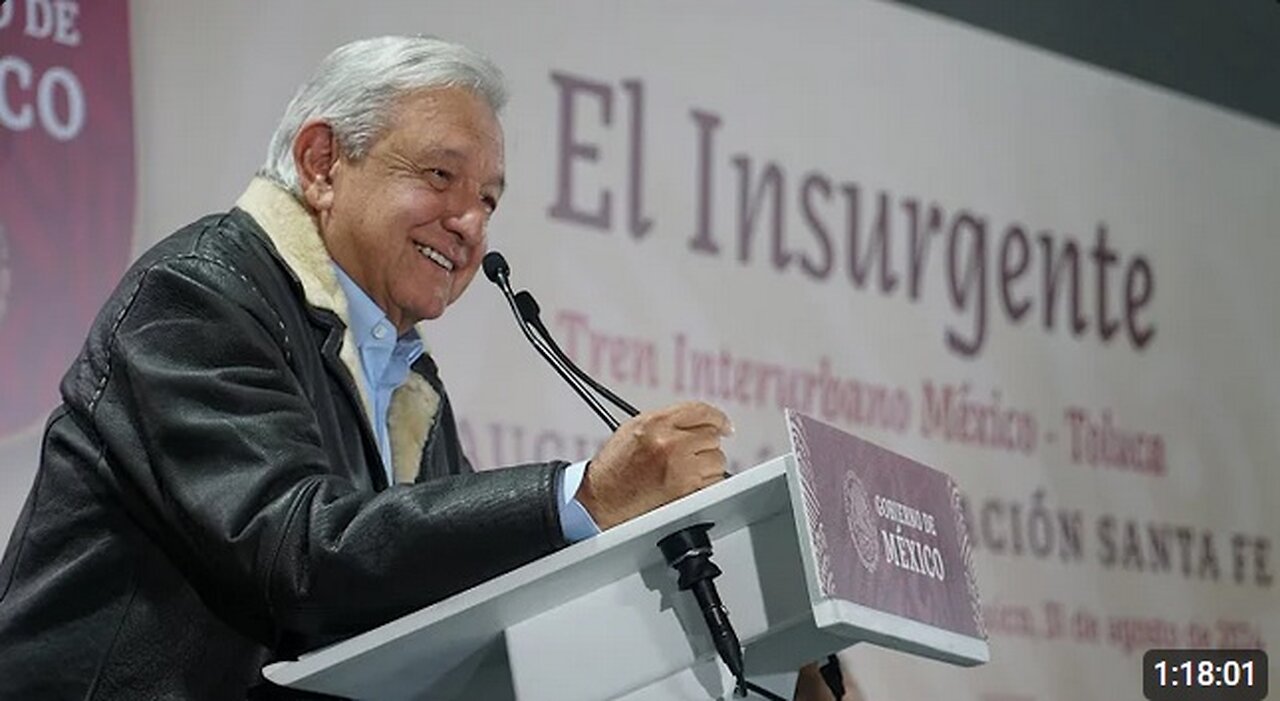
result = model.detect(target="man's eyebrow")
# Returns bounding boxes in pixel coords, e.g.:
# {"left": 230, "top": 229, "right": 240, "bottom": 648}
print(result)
{"left": 421, "top": 147, "right": 466, "bottom": 162}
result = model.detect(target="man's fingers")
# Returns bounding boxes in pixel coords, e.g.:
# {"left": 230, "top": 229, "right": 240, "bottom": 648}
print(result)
{"left": 668, "top": 401, "right": 733, "bottom": 436}
{"left": 692, "top": 442, "right": 723, "bottom": 457}
{"left": 678, "top": 422, "right": 733, "bottom": 442}
{"left": 689, "top": 448, "right": 726, "bottom": 477}
{"left": 699, "top": 448, "right": 727, "bottom": 470}
{"left": 701, "top": 472, "right": 726, "bottom": 488}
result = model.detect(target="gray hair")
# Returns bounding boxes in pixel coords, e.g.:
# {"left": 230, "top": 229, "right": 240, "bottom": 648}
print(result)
{"left": 258, "top": 36, "right": 507, "bottom": 194}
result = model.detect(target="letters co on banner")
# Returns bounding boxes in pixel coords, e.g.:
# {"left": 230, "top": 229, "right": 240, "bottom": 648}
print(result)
{"left": 0, "top": 0, "right": 134, "bottom": 436}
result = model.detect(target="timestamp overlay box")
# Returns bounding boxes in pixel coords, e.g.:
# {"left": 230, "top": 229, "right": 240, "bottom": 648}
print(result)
{"left": 1143, "top": 649, "right": 1268, "bottom": 701}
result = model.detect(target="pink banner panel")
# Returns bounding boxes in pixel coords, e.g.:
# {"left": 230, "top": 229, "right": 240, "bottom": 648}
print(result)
{"left": 0, "top": 0, "right": 135, "bottom": 436}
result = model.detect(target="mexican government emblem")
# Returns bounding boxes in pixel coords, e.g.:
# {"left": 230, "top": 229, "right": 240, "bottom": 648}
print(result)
{"left": 844, "top": 467, "right": 881, "bottom": 574}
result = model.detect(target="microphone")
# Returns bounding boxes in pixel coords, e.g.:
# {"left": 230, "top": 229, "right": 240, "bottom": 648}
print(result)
{"left": 482, "top": 251, "right": 620, "bottom": 431}
{"left": 658, "top": 524, "right": 746, "bottom": 693}
{"left": 481, "top": 249, "right": 510, "bottom": 285}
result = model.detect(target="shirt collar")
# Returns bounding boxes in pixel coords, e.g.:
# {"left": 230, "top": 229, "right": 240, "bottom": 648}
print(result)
{"left": 331, "top": 264, "right": 424, "bottom": 353}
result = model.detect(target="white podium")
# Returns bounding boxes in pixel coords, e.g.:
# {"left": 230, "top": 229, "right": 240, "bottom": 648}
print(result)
{"left": 264, "top": 413, "right": 990, "bottom": 701}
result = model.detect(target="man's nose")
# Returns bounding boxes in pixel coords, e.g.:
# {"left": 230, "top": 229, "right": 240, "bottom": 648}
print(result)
{"left": 442, "top": 195, "right": 487, "bottom": 244}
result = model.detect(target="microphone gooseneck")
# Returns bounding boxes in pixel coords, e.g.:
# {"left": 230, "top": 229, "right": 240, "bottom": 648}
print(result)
{"left": 482, "top": 251, "right": 620, "bottom": 431}
{"left": 514, "top": 290, "right": 640, "bottom": 418}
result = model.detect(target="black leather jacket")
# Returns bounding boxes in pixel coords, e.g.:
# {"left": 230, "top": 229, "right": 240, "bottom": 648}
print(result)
{"left": 0, "top": 186, "right": 568, "bottom": 699}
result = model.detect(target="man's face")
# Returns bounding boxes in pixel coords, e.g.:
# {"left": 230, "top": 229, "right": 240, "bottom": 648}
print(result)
{"left": 319, "top": 87, "right": 505, "bottom": 330}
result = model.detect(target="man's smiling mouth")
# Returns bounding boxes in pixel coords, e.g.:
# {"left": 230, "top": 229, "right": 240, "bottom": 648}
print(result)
{"left": 415, "top": 244, "right": 455, "bottom": 272}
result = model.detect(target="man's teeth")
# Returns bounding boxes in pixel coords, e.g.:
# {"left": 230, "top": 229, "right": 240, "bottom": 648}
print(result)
{"left": 415, "top": 244, "right": 454, "bottom": 272}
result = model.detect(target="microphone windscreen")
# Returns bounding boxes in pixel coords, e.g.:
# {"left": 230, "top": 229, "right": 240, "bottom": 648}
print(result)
{"left": 482, "top": 251, "right": 509, "bottom": 284}
{"left": 514, "top": 290, "right": 541, "bottom": 322}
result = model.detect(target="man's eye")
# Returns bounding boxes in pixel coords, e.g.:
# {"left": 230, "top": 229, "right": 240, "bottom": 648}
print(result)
{"left": 482, "top": 196, "right": 499, "bottom": 214}
{"left": 426, "top": 168, "right": 452, "bottom": 186}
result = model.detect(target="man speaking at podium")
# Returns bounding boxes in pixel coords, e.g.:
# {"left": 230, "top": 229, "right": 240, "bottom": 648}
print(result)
{"left": 0, "top": 36, "right": 739, "bottom": 699}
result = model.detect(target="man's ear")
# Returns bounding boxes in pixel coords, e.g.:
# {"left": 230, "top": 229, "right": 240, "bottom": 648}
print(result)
{"left": 293, "top": 120, "right": 340, "bottom": 212}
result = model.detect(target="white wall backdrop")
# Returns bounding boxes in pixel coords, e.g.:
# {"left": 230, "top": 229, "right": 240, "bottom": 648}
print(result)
{"left": 2, "top": 2, "right": 1276, "bottom": 699}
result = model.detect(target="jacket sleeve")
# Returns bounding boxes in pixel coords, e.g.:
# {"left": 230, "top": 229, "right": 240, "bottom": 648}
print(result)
{"left": 86, "top": 253, "right": 567, "bottom": 639}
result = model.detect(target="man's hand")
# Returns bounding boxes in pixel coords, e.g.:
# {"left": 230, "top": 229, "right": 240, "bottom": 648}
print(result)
{"left": 578, "top": 401, "right": 732, "bottom": 529}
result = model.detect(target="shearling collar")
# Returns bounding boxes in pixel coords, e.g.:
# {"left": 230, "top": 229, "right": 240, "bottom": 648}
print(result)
{"left": 235, "top": 177, "right": 439, "bottom": 484}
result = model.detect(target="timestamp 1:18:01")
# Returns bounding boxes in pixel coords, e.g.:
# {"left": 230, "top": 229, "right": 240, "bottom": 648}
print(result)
{"left": 1154, "top": 658, "right": 1255, "bottom": 686}
{"left": 1143, "top": 649, "right": 1268, "bottom": 701}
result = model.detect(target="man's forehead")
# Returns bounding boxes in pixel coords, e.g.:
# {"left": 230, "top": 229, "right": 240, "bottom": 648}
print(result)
{"left": 382, "top": 90, "right": 505, "bottom": 181}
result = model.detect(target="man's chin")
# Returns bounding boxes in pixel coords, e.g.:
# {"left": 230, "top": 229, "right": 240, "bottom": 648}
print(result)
{"left": 409, "top": 299, "right": 449, "bottom": 323}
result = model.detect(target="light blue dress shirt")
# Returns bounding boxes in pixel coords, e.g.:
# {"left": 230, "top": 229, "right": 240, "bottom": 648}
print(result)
{"left": 332, "top": 265, "right": 598, "bottom": 542}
